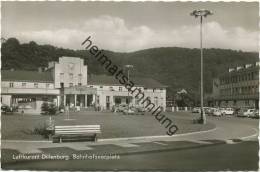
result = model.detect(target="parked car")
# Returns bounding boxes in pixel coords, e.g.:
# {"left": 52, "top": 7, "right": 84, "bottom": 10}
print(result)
{"left": 203, "top": 107, "right": 210, "bottom": 114}
{"left": 123, "top": 107, "right": 135, "bottom": 115}
{"left": 237, "top": 109, "right": 251, "bottom": 117}
{"left": 192, "top": 107, "right": 201, "bottom": 113}
{"left": 243, "top": 109, "right": 256, "bottom": 118}
{"left": 212, "top": 108, "right": 222, "bottom": 117}
{"left": 207, "top": 108, "right": 217, "bottom": 116}
{"left": 1, "top": 104, "right": 14, "bottom": 114}
{"left": 113, "top": 104, "right": 128, "bottom": 112}
{"left": 220, "top": 108, "right": 234, "bottom": 116}
{"left": 251, "top": 109, "right": 259, "bottom": 119}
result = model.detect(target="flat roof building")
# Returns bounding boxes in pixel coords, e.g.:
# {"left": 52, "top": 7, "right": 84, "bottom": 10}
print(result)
{"left": 1, "top": 56, "right": 167, "bottom": 114}
{"left": 208, "top": 62, "right": 259, "bottom": 109}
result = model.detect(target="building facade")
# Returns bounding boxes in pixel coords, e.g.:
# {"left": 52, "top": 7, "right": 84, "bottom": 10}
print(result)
{"left": 209, "top": 62, "right": 259, "bottom": 108}
{"left": 1, "top": 56, "right": 167, "bottom": 113}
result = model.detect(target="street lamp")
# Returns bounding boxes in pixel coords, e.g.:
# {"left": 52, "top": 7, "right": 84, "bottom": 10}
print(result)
{"left": 190, "top": 9, "right": 213, "bottom": 124}
{"left": 125, "top": 65, "right": 134, "bottom": 114}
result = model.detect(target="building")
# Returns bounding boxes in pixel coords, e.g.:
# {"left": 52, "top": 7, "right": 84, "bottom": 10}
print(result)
{"left": 208, "top": 62, "right": 259, "bottom": 109}
{"left": 1, "top": 56, "right": 167, "bottom": 113}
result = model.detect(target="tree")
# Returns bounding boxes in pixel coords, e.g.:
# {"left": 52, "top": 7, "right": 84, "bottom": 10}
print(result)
{"left": 41, "top": 102, "right": 49, "bottom": 115}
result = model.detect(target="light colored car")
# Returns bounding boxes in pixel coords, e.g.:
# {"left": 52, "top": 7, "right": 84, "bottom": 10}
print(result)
{"left": 123, "top": 108, "right": 135, "bottom": 115}
{"left": 213, "top": 109, "right": 222, "bottom": 116}
{"left": 192, "top": 107, "right": 201, "bottom": 113}
{"left": 114, "top": 104, "right": 128, "bottom": 112}
{"left": 237, "top": 109, "right": 250, "bottom": 117}
{"left": 220, "top": 108, "right": 234, "bottom": 116}
{"left": 243, "top": 109, "right": 255, "bottom": 117}
{"left": 251, "top": 109, "right": 259, "bottom": 119}
{"left": 208, "top": 108, "right": 217, "bottom": 116}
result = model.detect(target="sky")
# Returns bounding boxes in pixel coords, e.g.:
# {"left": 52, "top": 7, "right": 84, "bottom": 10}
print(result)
{"left": 1, "top": 1, "right": 259, "bottom": 52}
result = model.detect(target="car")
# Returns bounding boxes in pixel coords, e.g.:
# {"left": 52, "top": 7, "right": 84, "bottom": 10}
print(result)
{"left": 1, "top": 104, "right": 14, "bottom": 114}
{"left": 204, "top": 107, "right": 212, "bottom": 114}
{"left": 135, "top": 106, "right": 146, "bottom": 114}
{"left": 192, "top": 107, "right": 201, "bottom": 113}
{"left": 237, "top": 109, "right": 251, "bottom": 117}
{"left": 207, "top": 108, "right": 217, "bottom": 116}
{"left": 244, "top": 109, "right": 256, "bottom": 118}
{"left": 212, "top": 109, "right": 222, "bottom": 117}
{"left": 243, "top": 109, "right": 256, "bottom": 118}
{"left": 220, "top": 108, "right": 234, "bottom": 116}
{"left": 113, "top": 104, "right": 128, "bottom": 112}
{"left": 251, "top": 109, "right": 259, "bottom": 119}
{"left": 123, "top": 107, "right": 135, "bottom": 115}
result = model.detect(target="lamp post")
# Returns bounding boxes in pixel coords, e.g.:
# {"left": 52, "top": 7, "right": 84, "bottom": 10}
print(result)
{"left": 190, "top": 9, "right": 213, "bottom": 124}
{"left": 125, "top": 65, "right": 134, "bottom": 114}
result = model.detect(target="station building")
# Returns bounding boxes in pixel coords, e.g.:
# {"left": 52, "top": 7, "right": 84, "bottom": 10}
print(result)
{"left": 1, "top": 56, "right": 167, "bottom": 114}
{"left": 208, "top": 62, "right": 259, "bottom": 109}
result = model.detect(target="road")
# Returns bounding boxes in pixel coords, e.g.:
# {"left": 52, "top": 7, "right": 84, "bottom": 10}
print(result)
{"left": 2, "top": 113, "right": 259, "bottom": 171}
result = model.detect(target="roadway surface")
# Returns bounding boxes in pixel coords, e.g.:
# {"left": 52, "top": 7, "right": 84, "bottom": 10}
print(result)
{"left": 2, "top": 113, "right": 259, "bottom": 171}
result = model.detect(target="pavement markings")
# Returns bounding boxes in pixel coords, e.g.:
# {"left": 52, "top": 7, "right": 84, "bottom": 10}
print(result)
{"left": 225, "top": 140, "right": 236, "bottom": 144}
{"left": 185, "top": 140, "right": 211, "bottom": 145}
{"left": 153, "top": 141, "right": 168, "bottom": 146}
{"left": 63, "top": 143, "right": 93, "bottom": 151}
{"left": 240, "top": 128, "right": 259, "bottom": 141}
{"left": 113, "top": 143, "right": 139, "bottom": 148}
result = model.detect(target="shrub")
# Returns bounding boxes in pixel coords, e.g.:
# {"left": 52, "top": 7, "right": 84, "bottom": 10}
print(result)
{"left": 41, "top": 102, "right": 57, "bottom": 115}
{"left": 33, "top": 123, "right": 53, "bottom": 138}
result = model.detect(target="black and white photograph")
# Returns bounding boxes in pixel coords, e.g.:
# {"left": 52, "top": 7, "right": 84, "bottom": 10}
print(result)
{"left": 1, "top": 1, "right": 259, "bottom": 171}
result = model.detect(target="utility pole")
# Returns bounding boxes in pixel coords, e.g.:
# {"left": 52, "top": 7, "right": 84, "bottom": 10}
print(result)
{"left": 190, "top": 9, "right": 213, "bottom": 124}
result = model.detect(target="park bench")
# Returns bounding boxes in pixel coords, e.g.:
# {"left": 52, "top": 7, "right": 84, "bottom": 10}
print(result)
{"left": 52, "top": 125, "right": 101, "bottom": 143}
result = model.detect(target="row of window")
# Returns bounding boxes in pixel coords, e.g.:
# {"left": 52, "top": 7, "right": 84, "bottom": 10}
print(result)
{"left": 220, "top": 85, "right": 259, "bottom": 96}
{"left": 9, "top": 82, "right": 51, "bottom": 88}
{"left": 220, "top": 71, "right": 258, "bottom": 84}
{"left": 60, "top": 73, "right": 83, "bottom": 81}
{"left": 89, "top": 85, "right": 164, "bottom": 92}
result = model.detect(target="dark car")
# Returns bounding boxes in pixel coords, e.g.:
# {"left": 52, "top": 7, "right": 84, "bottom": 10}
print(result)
{"left": 1, "top": 105, "right": 14, "bottom": 114}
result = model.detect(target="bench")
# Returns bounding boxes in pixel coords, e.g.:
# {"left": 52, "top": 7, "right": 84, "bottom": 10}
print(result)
{"left": 52, "top": 125, "right": 101, "bottom": 143}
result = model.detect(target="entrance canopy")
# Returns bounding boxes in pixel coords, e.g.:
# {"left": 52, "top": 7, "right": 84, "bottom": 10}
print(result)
{"left": 64, "top": 86, "right": 97, "bottom": 95}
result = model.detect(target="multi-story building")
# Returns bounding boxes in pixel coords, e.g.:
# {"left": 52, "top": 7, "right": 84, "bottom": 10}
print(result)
{"left": 209, "top": 62, "right": 259, "bottom": 108}
{"left": 1, "top": 56, "right": 167, "bottom": 113}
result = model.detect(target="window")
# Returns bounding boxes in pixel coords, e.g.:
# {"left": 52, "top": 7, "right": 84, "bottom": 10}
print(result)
{"left": 109, "top": 86, "right": 114, "bottom": 91}
{"left": 46, "top": 83, "right": 50, "bottom": 88}
{"left": 34, "top": 83, "right": 38, "bottom": 88}
{"left": 100, "top": 86, "right": 103, "bottom": 89}
{"left": 60, "top": 73, "right": 64, "bottom": 81}
{"left": 245, "top": 100, "right": 249, "bottom": 106}
{"left": 154, "top": 97, "right": 158, "bottom": 106}
{"left": 68, "top": 63, "right": 75, "bottom": 70}
{"left": 69, "top": 73, "right": 73, "bottom": 80}
{"left": 96, "top": 95, "right": 100, "bottom": 104}
{"left": 106, "top": 96, "right": 110, "bottom": 103}
{"left": 78, "top": 83, "right": 82, "bottom": 86}
{"left": 22, "top": 83, "right": 26, "bottom": 88}
{"left": 153, "top": 89, "right": 156, "bottom": 92}
{"left": 89, "top": 85, "right": 93, "bottom": 88}
{"left": 69, "top": 83, "right": 73, "bottom": 87}
{"left": 119, "top": 87, "right": 122, "bottom": 91}
{"left": 78, "top": 74, "right": 82, "bottom": 83}
{"left": 9, "top": 82, "right": 14, "bottom": 88}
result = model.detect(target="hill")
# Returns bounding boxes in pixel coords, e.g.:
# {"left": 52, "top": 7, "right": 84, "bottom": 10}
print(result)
{"left": 1, "top": 38, "right": 258, "bottom": 101}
